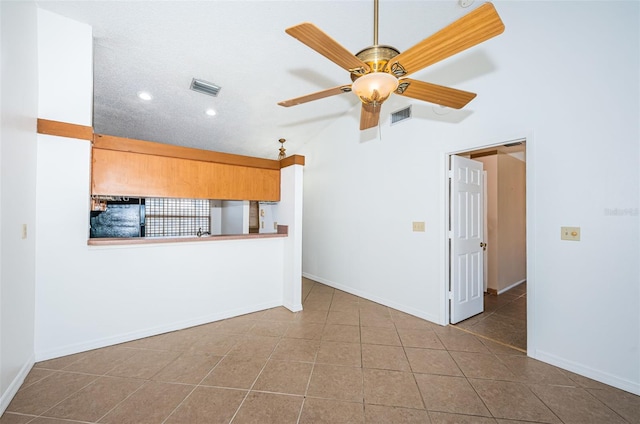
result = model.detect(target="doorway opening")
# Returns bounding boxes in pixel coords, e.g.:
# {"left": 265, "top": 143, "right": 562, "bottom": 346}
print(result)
{"left": 447, "top": 140, "right": 527, "bottom": 352}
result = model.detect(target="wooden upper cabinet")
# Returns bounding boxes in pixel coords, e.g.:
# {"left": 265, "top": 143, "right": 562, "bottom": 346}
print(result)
{"left": 91, "top": 136, "right": 283, "bottom": 201}
{"left": 36, "top": 120, "right": 303, "bottom": 201}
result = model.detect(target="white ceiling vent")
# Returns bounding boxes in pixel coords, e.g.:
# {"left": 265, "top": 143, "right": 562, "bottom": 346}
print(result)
{"left": 190, "top": 78, "right": 221, "bottom": 97}
{"left": 391, "top": 105, "right": 412, "bottom": 125}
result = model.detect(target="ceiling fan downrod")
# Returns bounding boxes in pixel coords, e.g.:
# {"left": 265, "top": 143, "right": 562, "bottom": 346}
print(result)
{"left": 373, "top": 0, "right": 379, "bottom": 46}
{"left": 352, "top": 0, "right": 399, "bottom": 78}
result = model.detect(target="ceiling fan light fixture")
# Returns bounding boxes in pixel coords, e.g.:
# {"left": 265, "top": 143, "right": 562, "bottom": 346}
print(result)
{"left": 351, "top": 72, "right": 398, "bottom": 106}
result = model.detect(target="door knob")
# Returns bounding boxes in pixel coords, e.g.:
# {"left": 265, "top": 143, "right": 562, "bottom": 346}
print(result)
{"left": 480, "top": 242, "right": 487, "bottom": 250}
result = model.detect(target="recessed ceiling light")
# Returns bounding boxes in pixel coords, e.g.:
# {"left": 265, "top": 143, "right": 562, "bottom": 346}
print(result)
{"left": 137, "top": 91, "right": 152, "bottom": 101}
{"left": 205, "top": 109, "right": 217, "bottom": 116}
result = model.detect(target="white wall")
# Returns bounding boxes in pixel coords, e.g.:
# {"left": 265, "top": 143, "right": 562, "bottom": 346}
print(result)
{"left": 210, "top": 200, "right": 222, "bottom": 235}
{"left": 37, "top": 10, "right": 92, "bottom": 125}
{"left": 0, "top": 0, "right": 39, "bottom": 413}
{"left": 35, "top": 137, "right": 286, "bottom": 358}
{"left": 496, "top": 153, "right": 526, "bottom": 292}
{"left": 221, "top": 200, "right": 249, "bottom": 234}
{"left": 300, "top": 1, "right": 639, "bottom": 395}
{"left": 475, "top": 153, "right": 526, "bottom": 293}
{"left": 278, "top": 165, "right": 303, "bottom": 312}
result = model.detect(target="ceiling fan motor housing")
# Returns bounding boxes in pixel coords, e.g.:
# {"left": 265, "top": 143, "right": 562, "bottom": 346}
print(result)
{"left": 351, "top": 45, "right": 400, "bottom": 81}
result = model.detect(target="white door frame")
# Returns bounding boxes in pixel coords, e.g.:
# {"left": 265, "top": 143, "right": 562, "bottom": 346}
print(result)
{"left": 483, "top": 170, "right": 489, "bottom": 293}
{"left": 442, "top": 134, "right": 534, "bottom": 355}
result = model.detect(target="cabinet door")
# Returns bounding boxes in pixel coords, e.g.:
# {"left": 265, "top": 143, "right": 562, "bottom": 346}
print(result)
{"left": 91, "top": 148, "right": 280, "bottom": 201}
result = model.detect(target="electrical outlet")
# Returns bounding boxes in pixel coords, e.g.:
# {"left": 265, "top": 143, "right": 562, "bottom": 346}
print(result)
{"left": 561, "top": 226, "right": 580, "bottom": 241}
{"left": 412, "top": 221, "right": 425, "bottom": 232}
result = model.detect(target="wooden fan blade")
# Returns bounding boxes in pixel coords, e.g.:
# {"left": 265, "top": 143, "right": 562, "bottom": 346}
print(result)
{"left": 286, "top": 23, "right": 371, "bottom": 73}
{"left": 360, "top": 103, "right": 381, "bottom": 130}
{"left": 278, "top": 85, "right": 352, "bottom": 107}
{"left": 387, "top": 2, "right": 505, "bottom": 78}
{"left": 396, "top": 79, "right": 476, "bottom": 109}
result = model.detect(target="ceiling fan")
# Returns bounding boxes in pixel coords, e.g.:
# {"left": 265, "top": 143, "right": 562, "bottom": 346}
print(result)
{"left": 278, "top": 1, "right": 505, "bottom": 130}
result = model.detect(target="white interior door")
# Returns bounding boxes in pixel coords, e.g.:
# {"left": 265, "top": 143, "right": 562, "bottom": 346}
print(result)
{"left": 450, "top": 155, "right": 485, "bottom": 324}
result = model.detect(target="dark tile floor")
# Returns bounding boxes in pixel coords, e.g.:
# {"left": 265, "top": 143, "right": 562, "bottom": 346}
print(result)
{"left": 2, "top": 279, "right": 638, "bottom": 424}
{"left": 454, "top": 283, "right": 527, "bottom": 351}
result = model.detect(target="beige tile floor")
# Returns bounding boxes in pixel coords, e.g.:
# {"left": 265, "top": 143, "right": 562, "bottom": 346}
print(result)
{"left": 2, "top": 278, "right": 638, "bottom": 424}
{"left": 454, "top": 283, "right": 528, "bottom": 352}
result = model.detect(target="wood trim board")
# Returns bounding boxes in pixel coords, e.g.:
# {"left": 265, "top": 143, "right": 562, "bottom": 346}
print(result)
{"left": 37, "top": 118, "right": 93, "bottom": 141}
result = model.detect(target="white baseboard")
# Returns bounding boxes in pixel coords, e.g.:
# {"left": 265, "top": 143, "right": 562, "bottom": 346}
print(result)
{"left": 284, "top": 302, "right": 303, "bottom": 313}
{"left": 302, "top": 272, "right": 441, "bottom": 325}
{"left": 0, "top": 354, "right": 35, "bottom": 416}
{"left": 35, "top": 299, "right": 283, "bottom": 362}
{"left": 498, "top": 279, "right": 527, "bottom": 295}
{"left": 532, "top": 349, "right": 640, "bottom": 396}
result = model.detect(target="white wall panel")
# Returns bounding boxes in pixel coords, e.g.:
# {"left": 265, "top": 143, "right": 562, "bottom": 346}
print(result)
{"left": 0, "top": 0, "right": 39, "bottom": 413}
{"left": 37, "top": 9, "right": 93, "bottom": 125}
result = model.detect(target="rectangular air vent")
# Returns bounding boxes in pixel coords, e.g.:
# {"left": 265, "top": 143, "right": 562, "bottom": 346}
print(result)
{"left": 391, "top": 105, "right": 412, "bottom": 125}
{"left": 190, "top": 78, "right": 221, "bottom": 97}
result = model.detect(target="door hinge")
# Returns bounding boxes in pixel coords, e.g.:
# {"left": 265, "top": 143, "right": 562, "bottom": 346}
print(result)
{"left": 448, "top": 170, "right": 453, "bottom": 179}
{"left": 448, "top": 230, "right": 453, "bottom": 239}
{"left": 448, "top": 291, "right": 454, "bottom": 300}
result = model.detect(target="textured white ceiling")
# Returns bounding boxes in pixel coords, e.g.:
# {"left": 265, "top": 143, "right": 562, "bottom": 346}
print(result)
{"left": 37, "top": 1, "right": 484, "bottom": 159}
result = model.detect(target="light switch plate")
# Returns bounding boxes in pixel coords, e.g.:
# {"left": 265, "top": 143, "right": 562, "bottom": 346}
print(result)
{"left": 561, "top": 226, "right": 580, "bottom": 241}
{"left": 412, "top": 221, "right": 425, "bottom": 232}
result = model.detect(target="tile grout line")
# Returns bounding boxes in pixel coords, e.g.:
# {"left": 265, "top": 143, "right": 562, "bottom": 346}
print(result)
{"left": 459, "top": 352, "right": 503, "bottom": 421}
{"left": 23, "top": 361, "right": 152, "bottom": 424}
{"left": 159, "top": 341, "right": 232, "bottom": 424}
{"left": 358, "top": 300, "right": 367, "bottom": 413}
{"left": 94, "top": 379, "right": 149, "bottom": 424}
{"left": 227, "top": 316, "right": 290, "bottom": 424}
{"left": 295, "top": 356, "right": 316, "bottom": 424}
{"left": 296, "top": 280, "right": 326, "bottom": 424}
{"left": 29, "top": 369, "right": 103, "bottom": 423}
{"left": 517, "top": 381, "right": 566, "bottom": 424}
{"left": 97, "top": 342, "right": 211, "bottom": 423}
{"left": 397, "top": 320, "right": 428, "bottom": 412}
{"left": 581, "top": 387, "right": 634, "bottom": 424}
